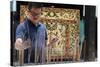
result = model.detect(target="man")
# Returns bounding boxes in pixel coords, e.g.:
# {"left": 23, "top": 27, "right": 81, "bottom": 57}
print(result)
{"left": 15, "top": 3, "right": 47, "bottom": 64}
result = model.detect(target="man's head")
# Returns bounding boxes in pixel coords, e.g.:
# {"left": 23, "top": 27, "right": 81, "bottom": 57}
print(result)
{"left": 27, "top": 3, "right": 43, "bottom": 24}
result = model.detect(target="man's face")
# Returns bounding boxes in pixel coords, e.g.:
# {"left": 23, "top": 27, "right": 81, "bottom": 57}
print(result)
{"left": 28, "top": 7, "right": 42, "bottom": 24}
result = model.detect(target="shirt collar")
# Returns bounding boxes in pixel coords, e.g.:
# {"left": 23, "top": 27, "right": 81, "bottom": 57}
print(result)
{"left": 25, "top": 18, "right": 41, "bottom": 28}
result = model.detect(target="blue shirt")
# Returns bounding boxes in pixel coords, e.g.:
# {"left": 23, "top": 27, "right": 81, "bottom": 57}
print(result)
{"left": 16, "top": 18, "right": 47, "bottom": 63}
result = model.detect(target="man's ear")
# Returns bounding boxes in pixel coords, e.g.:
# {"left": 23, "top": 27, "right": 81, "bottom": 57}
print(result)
{"left": 25, "top": 10, "right": 30, "bottom": 18}
{"left": 25, "top": 10, "right": 29, "bottom": 16}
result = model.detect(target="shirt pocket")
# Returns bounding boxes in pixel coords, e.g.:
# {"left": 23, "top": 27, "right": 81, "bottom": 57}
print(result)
{"left": 39, "top": 30, "right": 45, "bottom": 40}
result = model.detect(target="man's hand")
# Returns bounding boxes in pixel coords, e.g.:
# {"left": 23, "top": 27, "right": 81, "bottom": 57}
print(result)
{"left": 15, "top": 38, "right": 32, "bottom": 50}
{"left": 15, "top": 38, "right": 24, "bottom": 50}
{"left": 48, "top": 36, "right": 59, "bottom": 47}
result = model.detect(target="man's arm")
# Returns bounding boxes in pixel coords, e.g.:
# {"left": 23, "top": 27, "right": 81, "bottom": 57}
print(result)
{"left": 15, "top": 23, "right": 25, "bottom": 50}
{"left": 44, "top": 27, "right": 59, "bottom": 47}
